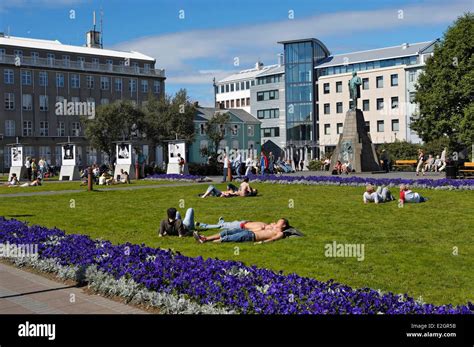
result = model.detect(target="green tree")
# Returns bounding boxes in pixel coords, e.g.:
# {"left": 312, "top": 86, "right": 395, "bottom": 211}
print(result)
{"left": 204, "top": 112, "right": 231, "bottom": 158}
{"left": 83, "top": 100, "right": 146, "bottom": 158}
{"left": 411, "top": 13, "right": 474, "bottom": 151}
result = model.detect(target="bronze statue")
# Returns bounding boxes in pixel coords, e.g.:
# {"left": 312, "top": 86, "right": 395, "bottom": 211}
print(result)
{"left": 348, "top": 72, "right": 362, "bottom": 110}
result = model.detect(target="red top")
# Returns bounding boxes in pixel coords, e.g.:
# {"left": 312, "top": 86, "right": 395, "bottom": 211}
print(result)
{"left": 399, "top": 191, "right": 405, "bottom": 202}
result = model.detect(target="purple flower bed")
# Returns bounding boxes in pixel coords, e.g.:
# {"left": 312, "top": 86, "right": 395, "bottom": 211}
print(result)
{"left": 144, "top": 173, "right": 207, "bottom": 182}
{"left": 1, "top": 217, "right": 472, "bottom": 314}
{"left": 246, "top": 174, "right": 474, "bottom": 190}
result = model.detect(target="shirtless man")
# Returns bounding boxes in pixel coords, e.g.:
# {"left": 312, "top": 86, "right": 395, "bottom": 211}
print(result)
{"left": 193, "top": 218, "right": 290, "bottom": 244}
{"left": 200, "top": 178, "right": 257, "bottom": 198}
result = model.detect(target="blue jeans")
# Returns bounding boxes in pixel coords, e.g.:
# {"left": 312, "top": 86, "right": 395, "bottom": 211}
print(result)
{"left": 261, "top": 165, "right": 265, "bottom": 175}
{"left": 205, "top": 185, "right": 222, "bottom": 197}
{"left": 223, "top": 167, "right": 227, "bottom": 181}
{"left": 220, "top": 228, "right": 255, "bottom": 242}
{"left": 200, "top": 220, "right": 245, "bottom": 230}
{"left": 175, "top": 208, "right": 195, "bottom": 230}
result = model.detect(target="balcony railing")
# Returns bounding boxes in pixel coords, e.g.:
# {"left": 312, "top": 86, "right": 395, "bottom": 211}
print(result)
{"left": 0, "top": 54, "right": 165, "bottom": 78}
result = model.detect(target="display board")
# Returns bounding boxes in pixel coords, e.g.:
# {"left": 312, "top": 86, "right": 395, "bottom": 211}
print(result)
{"left": 62, "top": 144, "right": 76, "bottom": 166}
{"left": 11, "top": 146, "right": 23, "bottom": 167}
{"left": 117, "top": 143, "right": 132, "bottom": 165}
{"left": 168, "top": 141, "right": 186, "bottom": 163}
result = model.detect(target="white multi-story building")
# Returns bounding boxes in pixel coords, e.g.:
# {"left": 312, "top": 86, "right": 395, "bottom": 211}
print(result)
{"left": 315, "top": 40, "right": 437, "bottom": 156}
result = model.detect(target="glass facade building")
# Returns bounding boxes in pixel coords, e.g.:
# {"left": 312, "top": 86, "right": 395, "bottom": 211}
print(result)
{"left": 279, "top": 39, "right": 329, "bottom": 156}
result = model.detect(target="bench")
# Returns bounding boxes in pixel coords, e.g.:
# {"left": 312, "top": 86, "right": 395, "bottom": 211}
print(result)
{"left": 459, "top": 162, "right": 474, "bottom": 178}
{"left": 392, "top": 159, "right": 417, "bottom": 171}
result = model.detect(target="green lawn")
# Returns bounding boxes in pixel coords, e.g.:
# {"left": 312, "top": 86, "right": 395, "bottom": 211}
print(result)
{"left": 0, "top": 179, "right": 183, "bottom": 194}
{"left": 0, "top": 183, "right": 472, "bottom": 306}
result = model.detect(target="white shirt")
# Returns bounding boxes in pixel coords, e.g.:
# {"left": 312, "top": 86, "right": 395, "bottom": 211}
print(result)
{"left": 363, "top": 192, "right": 381, "bottom": 203}
{"left": 403, "top": 190, "right": 421, "bottom": 203}
{"left": 223, "top": 156, "right": 228, "bottom": 168}
{"left": 25, "top": 161, "right": 31, "bottom": 169}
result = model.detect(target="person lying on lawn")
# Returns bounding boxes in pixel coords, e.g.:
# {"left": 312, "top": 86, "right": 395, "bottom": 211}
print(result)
{"left": 362, "top": 184, "right": 394, "bottom": 204}
{"left": 193, "top": 218, "right": 290, "bottom": 243}
{"left": 199, "top": 179, "right": 257, "bottom": 198}
{"left": 158, "top": 207, "right": 195, "bottom": 237}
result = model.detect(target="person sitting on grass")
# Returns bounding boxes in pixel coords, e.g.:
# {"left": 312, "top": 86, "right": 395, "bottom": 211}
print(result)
{"left": 199, "top": 181, "right": 258, "bottom": 198}
{"left": 158, "top": 207, "right": 195, "bottom": 237}
{"left": 4, "top": 173, "right": 19, "bottom": 186}
{"left": 399, "top": 184, "right": 427, "bottom": 205}
{"left": 333, "top": 160, "right": 343, "bottom": 175}
{"left": 119, "top": 169, "right": 130, "bottom": 184}
{"left": 193, "top": 218, "right": 291, "bottom": 244}
{"left": 99, "top": 172, "right": 114, "bottom": 185}
{"left": 363, "top": 184, "right": 394, "bottom": 204}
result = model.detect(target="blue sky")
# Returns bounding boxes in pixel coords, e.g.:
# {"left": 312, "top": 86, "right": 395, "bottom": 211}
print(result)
{"left": 1, "top": 0, "right": 472, "bottom": 105}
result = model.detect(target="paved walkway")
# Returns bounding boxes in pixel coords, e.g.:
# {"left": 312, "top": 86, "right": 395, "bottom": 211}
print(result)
{"left": 0, "top": 262, "right": 147, "bottom": 314}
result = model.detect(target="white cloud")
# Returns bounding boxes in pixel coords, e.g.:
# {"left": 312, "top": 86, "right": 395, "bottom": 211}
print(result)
{"left": 113, "top": 1, "right": 471, "bottom": 97}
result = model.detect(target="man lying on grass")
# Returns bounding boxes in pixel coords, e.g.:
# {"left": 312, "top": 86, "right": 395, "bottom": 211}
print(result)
{"left": 193, "top": 218, "right": 291, "bottom": 244}
{"left": 199, "top": 177, "right": 257, "bottom": 198}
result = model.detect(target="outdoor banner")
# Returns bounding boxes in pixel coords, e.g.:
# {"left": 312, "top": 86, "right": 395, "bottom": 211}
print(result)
{"left": 117, "top": 142, "right": 132, "bottom": 165}
{"left": 11, "top": 146, "right": 23, "bottom": 167}
{"left": 168, "top": 141, "right": 186, "bottom": 163}
{"left": 62, "top": 144, "right": 76, "bottom": 166}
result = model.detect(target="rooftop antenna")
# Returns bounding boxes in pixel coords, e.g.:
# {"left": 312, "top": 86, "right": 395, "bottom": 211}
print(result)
{"left": 100, "top": 8, "right": 104, "bottom": 48}
{"left": 93, "top": 10, "right": 96, "bottom": 31}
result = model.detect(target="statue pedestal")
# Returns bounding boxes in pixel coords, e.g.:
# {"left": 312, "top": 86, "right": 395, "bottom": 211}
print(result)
{"left": 9, "top": 166, "right": 26, "bottom": 180}
{"left": 167, "top": 163, "right": 189, "bottom": 175}
{"left": 330, "top": 109, "right": 380, "bottom": 173}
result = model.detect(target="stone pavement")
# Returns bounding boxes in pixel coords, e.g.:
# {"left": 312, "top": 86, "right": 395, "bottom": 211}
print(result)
{"left": 0, "top": 262, "right": 147, "bottom": 314}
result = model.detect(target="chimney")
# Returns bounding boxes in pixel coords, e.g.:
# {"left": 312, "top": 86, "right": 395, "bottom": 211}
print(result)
{"left": 277, "top": 53, "right": 284, "bottom": 66}
{"left": 255, "top": 60, "right": 263, "bottom": 70}
{"left": 402, "top": 43, "right": 409, "bottom": 50}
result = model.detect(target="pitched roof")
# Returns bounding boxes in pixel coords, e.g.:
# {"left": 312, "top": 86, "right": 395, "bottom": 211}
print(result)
{"left": 316, "top": 40, "right": 438, "bottom": 68}
{"left": 256, "top": 64, "right": 284, "bottom": 77}
{"left": 217, "top": 64, "right": 279, "bottom": 83}
{"left": 0, "top": 35, "right": 155, "bottom": 61}
{"left": 196, "top": 107, "right": 260, "bottom": 124}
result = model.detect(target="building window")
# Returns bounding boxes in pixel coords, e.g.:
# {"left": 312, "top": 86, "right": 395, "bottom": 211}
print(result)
{"left": 336, "top": 102, "right": 343, "bottom": 113}
{"left": 323, "top": 83, "right": 330, "bottom": 94}
{"left": 199, "top": 123, "right": 206, "bottom": 135}
{"left": 129, "top": 79, "right": 137, "bottom": 92}
{"left": 21, "top": 70, "right": 32, "bottom": 85}
{"left": 225, "top": 84, "right": 229, "bottom": 93}
{"left": 230, "top": 83, "right": 234, "bottom": 92}
{"left": 39, "top": 95, "right": 49, "bottom": 111}
{"left": 256, "top": 90, "right": 279, "bottom": 101}
{"left": 377, "top": 120, "right": 384, "bottom": 132}
{"left": 231, "top": 100, "right": 234, "bottom": 108}
{"left": 4, "top": 93, "right": 15, "bottom": 110}
{"left": 0, "top": 49, "right": 5, "bottom": 61}
{"left": 247, "top": 125, "right": 254, "bottom": 136}
{"left": 86, "top": 75, "right": 94, "bottom": 89}
{"left": 225, "top": 100, "right": 229, "bottom": 108}
{"left": 31, "top": 52, "right": 39, "bottom": 63}
{"left": 5, "top": 120, "right": 15, "bottom": 136}
{"left": 240, "top": 82, "right": 245, "bottom": 90}
{"left": 39, "top": 71, "right": 48, "bottom": 86}
{"left": 72, "top": 122, "right": 80, "bottom": 136}
{"left": 391, "top": 74, "right": 398, "bottom": 86}
{"left": 14, "top": 50, "right": 23, "bottom": 62}
{"left": 324, "top": 124, "right": 330, "bottom": 135}
{"left": 219, "top": 85, "right": 224, "bottom": 93}
{"left": 363, "top": 99, "right": 370, "bottom": 111}
{"left": 62, "top": 55, "right": 70, "bottom": 67}
{"left": 391, "top": 119, "right": 400, "bottom": 132}
{"left": 71, "top": 74, "right": 80, "bottom": 88}
{"left": 235, "top": 82, "right": 240, "bottom": 91}
{"left": 22, "top": 94, "right": 32, "bottom": 111}
{"left": 409, "top": 70, "right": 416, "bottom": 82}
{"left": 324, "top": 103, "right": 330, "bottom": 114}
{"left": 362, "top": 77, "right": 369, "bottom": 90}
{"left": 100, "top": 98, "right": 109, "bottom": 105}
{"left": 376, "top": 98, "right": 384, "bottom": 110}
{"left": 141, "top": 80, "right": 148, "bottom": 93}
{"left": 246, "top": 97, "right": 250, "bottom": 106}
{"left": 78, "top": 57, "right": 85, "bottom": 68}
{"left": 115, "top": 78, "right": 123, "bottom": 92}
{"left": 100, "top": 76, "right": 110, "bottom": 90}
{"left": 376, "top": 76, "right": 383, "bottom": 88}
{"left": 23, "top": 121, "right": 33, "bottom": 136}
{"left": 57, "top": 122, "right": 65, "bottom": 136}
{"left": 245, "top": 81, "right": 250, "bottom": 89}
{"left": 336, "top": 123, "right": 343, "bottom": 134}
{"left": 92, "top": 58, "right": 99, "bottom": 66}
{"left": 262, "top": 127, "right": 280, "bottom": 138}
{"left": 153, "top": 81, "right": 161, "bottom": 94}
{"left": 231, "top": 124, "right": 238, "bottom": 136}
{"left": 39, "top": 121, "right": 49, "bottom": 136}
{"left": 47, "top": 53, "right": 55, "bottom": 66}
{"left": 365, "top": 121, "right": 370, "bottom": 133}
{"left": 56, "top": 73, "right": 65, "bottom": 88}
{"left": 391, "top": 97, "right": 399, "bottom": 109}
{"left": 409, "top": 92, "right": 416, "bottom": 103}
{"left": 257, "top": 109, "right": 279, "bottom": 119}
{"left": 4, "top": 69, "right": 14, "bottom": 84}
{"left": 236, "top": 99, "right": 240, "bottom": 107}
{"left": 336, "top": 81, "right": 342, "bottom": 93}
